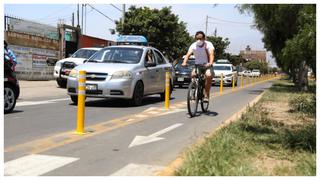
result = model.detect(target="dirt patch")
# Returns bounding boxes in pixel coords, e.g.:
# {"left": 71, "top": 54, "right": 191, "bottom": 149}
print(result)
{"left": 263, "top": 101, "right": 300, "bottom": 126}
{"left": 252, "top": 154, "right": 294, "bottom": 175}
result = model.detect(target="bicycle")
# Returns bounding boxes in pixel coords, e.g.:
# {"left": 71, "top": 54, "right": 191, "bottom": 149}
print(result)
{"left": 186, "top": 64, "right": 210, "bottom": 117}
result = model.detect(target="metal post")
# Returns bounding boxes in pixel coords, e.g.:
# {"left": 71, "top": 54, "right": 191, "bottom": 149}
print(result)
{"left": 76, "top": 70, "right": 86, "bottom": 135}
{"left": 241, "top": 75, "right": 244, "bottom": 88}
{"left": 232, "top": 74, "right": 235, "bottom": 91}
{"left": 220, "top": 73, "right": 223, "bottom": 95}
{"left": 165, "top": 71, "right": 170, "bottom": 110}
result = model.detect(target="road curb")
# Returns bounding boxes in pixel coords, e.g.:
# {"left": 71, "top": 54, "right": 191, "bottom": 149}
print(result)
{"left": 155, "top": 88, "right": 267, "bottom": 176}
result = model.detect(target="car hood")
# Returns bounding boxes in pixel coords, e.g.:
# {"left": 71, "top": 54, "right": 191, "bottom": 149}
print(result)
{"left": 74, "top": 62, "right": 140, "bottom": 74}
{"left": 57, "top": 57, "right": 87, "bottom": 65}
{"left": 213, "top": 70, "right": 233, "bottom": 76}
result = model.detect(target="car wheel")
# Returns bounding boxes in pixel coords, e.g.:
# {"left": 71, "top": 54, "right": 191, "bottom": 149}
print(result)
{"left": 132, "top": 81, "right": 144, "bottom": 106}
{"left": 70, "top": 95, "right": 78, "bottom": 104}
{"left": 4, "top": 84, "right": 17, "bottom": 114}
{"left": 57, "top": 79, "right": 67, "bottom": 88}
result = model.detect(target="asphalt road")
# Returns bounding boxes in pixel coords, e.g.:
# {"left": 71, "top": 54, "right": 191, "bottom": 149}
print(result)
{"left": 4, "top": 79, "right": 275, "bottom": 176}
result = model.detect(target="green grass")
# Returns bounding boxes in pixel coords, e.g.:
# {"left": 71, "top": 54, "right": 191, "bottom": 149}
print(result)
{"left": 175, "top": 79, "right": 316, "bottom": 176}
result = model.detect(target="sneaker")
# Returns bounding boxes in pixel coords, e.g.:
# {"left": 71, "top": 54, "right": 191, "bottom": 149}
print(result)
{"left": 203, "top": 96, "right": 209, "bottom": 102}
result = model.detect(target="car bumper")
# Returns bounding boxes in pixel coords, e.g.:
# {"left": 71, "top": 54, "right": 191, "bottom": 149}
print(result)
{"left": 174, "top": 74, "right": 191, "bottom": 85}
{"left": 212, "top": 77, "right": 233, "bottom": 85}
{"left": 67, "top": 77, "right": 134, "bottom": 99}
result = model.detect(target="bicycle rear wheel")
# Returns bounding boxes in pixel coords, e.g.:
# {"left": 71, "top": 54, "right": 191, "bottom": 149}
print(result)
{"left": 187, "top": 81, "right": 199, "bottom": 117}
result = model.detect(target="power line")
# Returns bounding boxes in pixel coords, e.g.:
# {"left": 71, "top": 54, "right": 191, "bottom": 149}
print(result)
{"left": 110, "top": 4, "right": 122, "bottom": 12}
{"left": 208, "top": 16, "right": 253, "bottom": 25}
{"left": 86, "top": 4, "right": 115, "bottom": 23}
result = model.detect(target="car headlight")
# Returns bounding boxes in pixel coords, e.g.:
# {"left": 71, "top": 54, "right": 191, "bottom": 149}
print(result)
{"left": 112, "top": 71, "right": 132, "bottom": 79}
{"left": 69, "top": 69, "right": 78, "bottom": 78}
{"left": 55, "top": 61, "right": 62, "bottom": 68}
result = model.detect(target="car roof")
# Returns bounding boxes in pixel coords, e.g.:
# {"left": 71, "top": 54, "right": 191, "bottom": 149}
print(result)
{"left": 80, "top": 47, "right": 103, "bottom": 50}
{"left": 104, "top": 45, "right": 149, "bottom": 50}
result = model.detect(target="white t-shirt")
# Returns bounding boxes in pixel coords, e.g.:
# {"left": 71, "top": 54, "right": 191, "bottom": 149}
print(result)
{"left": 188, "top": 41, "right": 215, "bottom": 64}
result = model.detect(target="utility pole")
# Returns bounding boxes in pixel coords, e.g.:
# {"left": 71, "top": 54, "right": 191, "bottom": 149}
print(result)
{"left": 122, "top": 4, "right": 126, "bottom": 30}
{"left": 85, "top": 4, "right": 87, "bottom": 34}
{"left": 77, "top": 4, "right": 80, "bottom": 27}
{"left": 72, "top": 13, "right": 74, "bottom": 27}
{"left": 205, "top": 15, "right": 208, "bottom": 35}
{"left": 81, "top": 4, "right": 84, "bottom": 34}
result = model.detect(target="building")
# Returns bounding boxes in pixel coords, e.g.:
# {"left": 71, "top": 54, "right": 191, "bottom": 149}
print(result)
{"left": 240, "top": 45, "right": 267, "bottom": 63}
{"left": 4, "top": 15, "right": 113, "bottom": 80}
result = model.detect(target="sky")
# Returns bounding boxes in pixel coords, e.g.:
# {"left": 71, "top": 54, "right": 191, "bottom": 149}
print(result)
{"left": 4, "top": 3, "right": 277, "bottom": 66}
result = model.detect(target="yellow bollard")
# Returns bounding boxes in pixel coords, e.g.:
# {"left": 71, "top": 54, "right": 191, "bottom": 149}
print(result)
{"left": 220, "top": 73, "right": 223, "bottom": 95}
{"left": 76, "top": 70, "right": 86, "bottom": 135}
{"left": 241, "top": 75, "right": 244, "bottom": 88}
{"left": 232, "top": 74, "right": 235, "bottom": 91}
{"left": 165, "top": 71, "right": 170, "bottom": 110}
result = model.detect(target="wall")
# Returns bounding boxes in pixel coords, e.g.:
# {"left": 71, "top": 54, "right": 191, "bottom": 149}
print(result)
{"left": 5, "top": 31, "right": 59, "bottom": 80}
{"left": 79, "top": 35, "right": 113, "bottom": 48}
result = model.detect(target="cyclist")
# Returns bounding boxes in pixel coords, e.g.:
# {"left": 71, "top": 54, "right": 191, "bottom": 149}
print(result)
{"left": 182, "top": 31, "right": 215, "bottom": 102}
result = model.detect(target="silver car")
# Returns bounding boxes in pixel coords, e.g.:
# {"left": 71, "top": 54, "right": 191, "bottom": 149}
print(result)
{"left": 67, "top": 45, "right": 174, "bottom": 106}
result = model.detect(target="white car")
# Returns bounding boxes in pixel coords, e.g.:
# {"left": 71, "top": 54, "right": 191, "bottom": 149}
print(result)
{"left": 242, "top": 70, "right": 252, "bottom": 77}
{"left": 251, "top": 69, "right": 261, "bottom": 77}
{"left": 54, "top": 47, "right": 102, "bottom": 87}
{"left": 212, "top": 63, "right": 238, "bottom": 86}
{"left": 67, "top": 45, "right": 174, "bottom": 106}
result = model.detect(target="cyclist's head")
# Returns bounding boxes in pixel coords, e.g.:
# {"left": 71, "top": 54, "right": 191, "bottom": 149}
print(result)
{"left": 195, "top": 31, "right": 206, "bottom": 41}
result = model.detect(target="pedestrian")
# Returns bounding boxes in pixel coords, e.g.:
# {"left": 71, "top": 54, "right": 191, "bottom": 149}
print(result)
{"left": 4, "top": 40, "right": 17, "bottom": 71}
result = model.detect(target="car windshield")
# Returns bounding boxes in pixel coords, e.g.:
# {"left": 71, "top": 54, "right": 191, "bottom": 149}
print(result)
{"left": 88, "top": 47, "right": 143, "bottom": 64}
{"left": 175, "top": 59, "right": 195, "bottom": 69}
{"left": 71, "top": 49, "right": 98, "bottom": 59}
{"left": 213, "top": 66, "right": 231, "bottom": 71}
{"left": 252, "top": 70, "right": 260, "bottom": 72}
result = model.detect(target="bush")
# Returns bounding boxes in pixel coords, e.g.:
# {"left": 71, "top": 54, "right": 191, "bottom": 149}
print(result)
{"left": 289, "top": 94, "right": 316, "bottom": 115}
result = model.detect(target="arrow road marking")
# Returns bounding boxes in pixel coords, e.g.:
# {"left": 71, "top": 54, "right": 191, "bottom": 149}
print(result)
{"left": 128, "top": 123, "right": 183, "bottom": 148}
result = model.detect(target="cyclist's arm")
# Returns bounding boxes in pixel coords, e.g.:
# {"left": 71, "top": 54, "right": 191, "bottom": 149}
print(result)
{"left": 182, "top": 48, "right": 193, "bottom": 66}
{"left": 209, "top": 48, "right": 214, "bottom": 65}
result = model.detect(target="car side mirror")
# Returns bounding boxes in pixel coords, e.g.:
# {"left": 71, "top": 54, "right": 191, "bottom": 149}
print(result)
{"left": 83, "top": 59, "right": 88, "bottom": 63}
{"left": 145, "top": 62, "right": 156, "bottom": 67}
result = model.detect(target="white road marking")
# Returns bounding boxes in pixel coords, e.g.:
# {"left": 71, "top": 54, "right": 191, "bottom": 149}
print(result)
{"left": 16, "top": 98, "right": 69, "bottom": 107}
{"left": 4, "top": 154, "right": 79, "bottom": 176}
{"left": 110, "top": 163, "right": 164, "bottom": 176}
{"left": 129, "top": 123, "right": 183, "bottom": 148}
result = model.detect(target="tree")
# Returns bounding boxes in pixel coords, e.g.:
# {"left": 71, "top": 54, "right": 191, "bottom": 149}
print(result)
{"left": 238, "top": 4, "right": 316, "bottom": 91}
{"left": 206, "top": 36, "right": 230, "bottom": 60}
{"left": 115, "top": 6, "right": 193, "bottom": 60}
{"left": 244, "top": 60, "right": 268, "bottom": 74}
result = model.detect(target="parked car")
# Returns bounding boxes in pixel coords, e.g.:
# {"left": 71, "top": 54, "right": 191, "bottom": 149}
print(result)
{"left": 242, "top": 70, "right": 252, "bottom": 77}
{"left": 67, "top": 45, "right": 174, "bottom": 106}
{"left": 4, "top": 56, "right": 20, "bottom": 114}
{"left": 54, "top": 47, "right": 102, "bottom": 88}
{"left": 212, "top": 62, "right": 238, "bottom": 86}
{"left": 251, "top": 69, "right": 261, "bottom": 77}
{"left": 173, "top": 56, "right": 195, "bottom": 88}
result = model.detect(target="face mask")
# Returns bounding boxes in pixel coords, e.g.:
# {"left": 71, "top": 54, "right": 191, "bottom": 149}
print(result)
{"left": 196, "top": 40, "right": 204, "bottom": 46}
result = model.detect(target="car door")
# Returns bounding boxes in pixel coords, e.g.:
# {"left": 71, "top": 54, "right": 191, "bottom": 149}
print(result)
{"left": 153, "top": 49, "right": 167, "bottom": 93}
{"left": 142, "top": 49, "right": 158, "bottom": 94}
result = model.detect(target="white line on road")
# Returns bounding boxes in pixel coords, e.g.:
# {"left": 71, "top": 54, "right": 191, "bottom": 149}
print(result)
{"left": 128, "top": 123, "right": 183, "bottom": 148}
{"left": 110, "top": 163, "right": 164, "bottom": 176}
{"left": 16, "top": 98, "right": 69, "bottom": 107}
{"left": 4, "top": 154, "right": 79, "bottom": 176}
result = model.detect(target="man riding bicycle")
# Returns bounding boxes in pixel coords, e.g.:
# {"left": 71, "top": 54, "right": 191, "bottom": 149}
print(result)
{"left": 182, "top": 31, "right": 215, "bottom": 102}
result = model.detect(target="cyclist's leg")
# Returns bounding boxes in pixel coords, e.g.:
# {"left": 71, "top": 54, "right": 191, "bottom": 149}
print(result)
{"left": 204, "top": 68, "right": 213, "bottom": 99}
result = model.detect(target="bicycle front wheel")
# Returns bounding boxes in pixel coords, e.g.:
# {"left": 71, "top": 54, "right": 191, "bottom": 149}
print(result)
{"left": 187, "top": 81, "right": 199, "bottom": 117}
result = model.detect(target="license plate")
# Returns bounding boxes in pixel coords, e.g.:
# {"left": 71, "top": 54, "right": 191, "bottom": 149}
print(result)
{"left": 177, "top": 77, "right": 184, "bottom": 82}
{"left": 86, "top": 84, "right": 97, "bottom": 91}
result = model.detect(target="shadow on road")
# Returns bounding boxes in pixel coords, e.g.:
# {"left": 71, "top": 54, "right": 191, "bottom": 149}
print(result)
{"left": 69, "top": 96, "right": 176, "bottom": 108}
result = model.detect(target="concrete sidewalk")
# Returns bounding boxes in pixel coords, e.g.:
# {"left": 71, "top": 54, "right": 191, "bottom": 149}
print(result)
{"left": 18, "top": 80, "right": 68, "bottom": 101}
